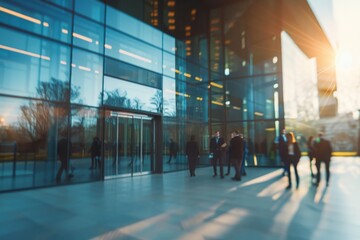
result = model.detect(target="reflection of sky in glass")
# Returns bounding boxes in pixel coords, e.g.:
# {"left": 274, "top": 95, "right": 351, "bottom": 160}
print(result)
{"left": 104, "top": 76, "right": 160, "bottom": 113}
{"left": 0, "top": 97, "right": 26, "bottom": 125}
{"left": 281, "top": 31, "right": 319, "bottom": 120}
{"left": 163, "top": 76, "right": 176, "bottom": 116}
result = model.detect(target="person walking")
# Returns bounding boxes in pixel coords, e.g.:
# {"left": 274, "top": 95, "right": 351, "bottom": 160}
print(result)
{"left": 167, "top": 138, "right": 177, "bottom": 163}
{"left": 186, "top": 135, "right": 199, "bottom": 177}
{"left": 229, "top": 130, "right": 244, "bottom": 181}
{"left": 56, "top": 137, "right": 74, "bottom": 182}
{"left": 225, "top": 132, "right": 234, "bottom": 176}
{"left": 89, "top": 136, "right": 101, "bottom": 170}
{"left": 285, "top": 132, "right": 301, "bottom": 189}
{"left": 307, "top": 136, "right": 316, "bottom": 178}
{"left": 313, "top": 132, "right": 332, "bottom": 187}
{"left": 209, "top": 130, "right": 226, "bottom": 178}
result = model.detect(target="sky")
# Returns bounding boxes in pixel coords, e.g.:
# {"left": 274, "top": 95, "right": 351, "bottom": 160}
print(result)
{"left": 309, "top": 0, "right": 360, "bottom": 114}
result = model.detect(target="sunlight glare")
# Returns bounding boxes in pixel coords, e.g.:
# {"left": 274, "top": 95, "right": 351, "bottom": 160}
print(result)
{"left": 336, "top": 50, "right": 353, "bottom": 70}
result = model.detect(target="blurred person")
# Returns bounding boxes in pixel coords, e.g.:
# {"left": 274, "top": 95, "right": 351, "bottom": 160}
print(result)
{"left": 229, "top": 130, "right": 244, "bottom": 181}
{"left": 89, "top": 136, "right": 101, "bottom": 170}
{"left": 186, "top": 135, "right": 199, "bottom": 177}
{"left": 285, "top": 132, "right": 301, "bottom": 189}
{"left": 167, "top": 138, "right": 177, "bottom": 163}
{"left": 226, "top": 132, "right": 235, "bottom": 176}
{"left": 209, "top": 130, "right": 226, "bottom": 178}
{"left": 307, "top": 136, "right": 316, "bottom": 178}
{"left": 313, "top": 132, "right": 332, "bottom": 187}
{"left": 56, "top": 137, "right": 73, "bottom": 182}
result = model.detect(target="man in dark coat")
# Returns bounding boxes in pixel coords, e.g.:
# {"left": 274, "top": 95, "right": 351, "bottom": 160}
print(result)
{"left": 313, "top": 132, "right": 332, "bottom": 187}
{"left": 56, "top": 137, "right": 73, "bottom": 182}
{"left": 186, "top": 135, "right": 199, "bottom": 177}
{"left": 89, "top": 136, "right": 102, "bottom": 169}
{"left": 229, "top": 130, "right": 244, "bottom": 181}
{"left": 167, "top": 138, "right": 177, "bottom": 163}
{"left": 210, "top": 130, "right": 226, "bottom": 178}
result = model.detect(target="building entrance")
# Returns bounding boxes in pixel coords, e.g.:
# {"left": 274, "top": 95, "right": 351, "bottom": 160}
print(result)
{"left": 104, "top": 111, "right": 154, "bottom": 179}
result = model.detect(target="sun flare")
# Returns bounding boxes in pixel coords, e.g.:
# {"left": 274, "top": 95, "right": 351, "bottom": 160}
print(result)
{"left": 336, "top": 50, "right": 353, "bottom": 71}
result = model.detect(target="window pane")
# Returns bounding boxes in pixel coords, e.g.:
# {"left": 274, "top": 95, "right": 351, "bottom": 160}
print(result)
{"left": 106, "top": 6, "right": 162, "bottom": 48}
{"left": 0, "top": 96, "right": 70, "bottom": 191}
{"left": 73, "top": 15, "right": 104, "bottom": 54}
{"left": 0, "top": 28, "right": 70, "bottom": 100}
{"left": 103, "top": 76, "right": 162, "bottom": 113}
{"left": 71, "top": 48, "right": 103, "bottom": 106}
{"left": 75, "top": 0, "right": 105, "bottom": 23}
{"left": 71, "top": 106, "right": 102, "bottom": 181}
{"left": 105, "top": 28, "right": 162, "bottom": 74}
{"left": 0, "top": 0, "right": 72, "bottom": 43}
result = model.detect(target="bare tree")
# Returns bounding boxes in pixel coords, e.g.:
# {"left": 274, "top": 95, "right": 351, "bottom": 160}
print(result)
{"left": 150, "top": 90, "right": 163, "bottom": 113}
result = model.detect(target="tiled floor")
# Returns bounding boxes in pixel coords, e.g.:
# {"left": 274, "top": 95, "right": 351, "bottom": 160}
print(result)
{"left": 1, "top": 157, "right": 360, "bottom": 240}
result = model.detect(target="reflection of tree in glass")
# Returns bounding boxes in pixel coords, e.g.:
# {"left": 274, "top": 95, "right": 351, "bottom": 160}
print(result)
{"left": 17, "top": 78, "right": 80, "bottom": 148}
{"left": 102, "top": 89, "right": 131, "bottom": 108}
{"left": 132, "top": 98, "right": 144, "bottom": 110}
{"left": 150, "top": 90, "right": 163, "bottom": 113}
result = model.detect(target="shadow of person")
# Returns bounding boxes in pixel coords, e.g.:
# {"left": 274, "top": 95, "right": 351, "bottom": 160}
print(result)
{"left": 284, "top": 184, "right": 328, "bottom": 239}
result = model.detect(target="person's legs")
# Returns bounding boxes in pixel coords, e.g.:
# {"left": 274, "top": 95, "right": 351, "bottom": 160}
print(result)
{"left": 90, "top": 156, "right": 94, "bottom": 169}
{"left": 315, "top": 160, "right": 321, "bottom": 186}
{"left": 219, "top": 154, "right": 224, "bottom": 178}
{"left": 286, "top": 162, "right": 292, "bottom": 189}
{"left": 212, "top": 155, "right": 218, "bottom": 176}
{"left": 191, "top": 157, "right": 196, "bottom": 176}
{"left": 293, "top": 161, "right": 300, "bottom": 188}
{"left": 56, "top": 159, "right": 65, "bottom": 181}
{"left": 309, "top": 155, "right": 314, "bottom": 177}
{"left": 325, "top": 161, "right": 330, "bottom": 186}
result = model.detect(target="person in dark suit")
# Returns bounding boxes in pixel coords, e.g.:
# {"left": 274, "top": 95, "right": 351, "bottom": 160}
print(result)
{"left": 167, "top": 138, "right": 177, "bottom": 163}
{"left": 210, "top": 130, "right": 226, "bottom": 178}
{"left": 229, "top": 130, "right": 244, "bottom": 181}
{"left": 56, "top": 137, "right": 73, "bottom": 182}
{"left": 307, "top": 136, "right": 316, "bottom": 178}
{"left": 285, "top": 132, "right": 301, "bottom": 189}
{"left": 225, "top": 132, "right": 234, "bottom": 176}
{"left": 186, "top": 135, "right": 199, "bottom": 177}
{"left": 313, "top": 132, "right": 332, "bottom": 187}
{"left": 278, "top": 128, "right": 288, "bottom": 176}
{"left": 89, "top": 136, "right": 101, "bottom": 170}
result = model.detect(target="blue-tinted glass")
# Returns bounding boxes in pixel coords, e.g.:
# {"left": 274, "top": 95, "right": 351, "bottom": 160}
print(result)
{"left": 71, "top": 48, "right": 103, "bottom": 106}
{"left": 0, "top": 0, "right": 72, "bottom": 43}
{"left": 43, "top": 0, "right": 73, "bottom": 10}
{"left": 73, "top": 15, "right": 104, "bottom": 54}
{"left": 0, "top": 28, "right": 70, "bottom": 100}
{"left": 104, "top": 76, "right": 161, "bottom": 113}
{"left": 163, "top": 34, "right": 176, "bottom": 54}
{"left": 105, "top": 28, "right": 162, "bottom": 74}
{"left": 163, "top": 77, "right": 176, "bottom": 116}
{"left": 106, "top": 6, "right": 162, "bottom": 48}
{"left": 186, "top": 83, "right": 208, "bottom": 122}
{"left": 0, "top": 95, "right": 70, "bottom": 191}
{"left": 163, "top": 52, "right": 176, "bottom": 78}
{"left": 75, "top": 0, "right": 105, "bottom": 23}
{"left": 253, "top": 75, "right": 276, "bottom": 120}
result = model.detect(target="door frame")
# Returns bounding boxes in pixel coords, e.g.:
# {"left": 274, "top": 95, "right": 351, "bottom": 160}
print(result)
{"left": 102, "top": 109, "right": 162, "bottom": 179}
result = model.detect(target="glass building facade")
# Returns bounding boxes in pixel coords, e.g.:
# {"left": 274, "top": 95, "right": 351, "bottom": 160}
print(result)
{"left": 0, "top": 0, "right": 336, "bottom": 192}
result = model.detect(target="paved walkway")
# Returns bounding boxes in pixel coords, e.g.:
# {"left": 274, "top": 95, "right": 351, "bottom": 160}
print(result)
{"left": 1, "top": 157, "right": 360, "bottom": 240}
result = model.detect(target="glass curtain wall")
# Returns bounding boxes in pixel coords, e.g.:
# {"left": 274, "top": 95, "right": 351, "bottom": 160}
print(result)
{"left": 209, "top": 1, "right": 283, "bottom": 166}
